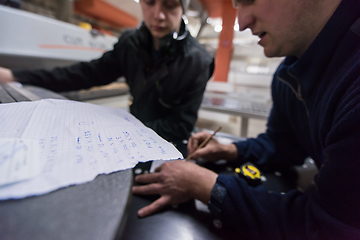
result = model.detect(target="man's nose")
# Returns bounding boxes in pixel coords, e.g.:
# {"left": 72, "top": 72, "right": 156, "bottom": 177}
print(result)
{"left": 154, "top": 2, "right": 166, "bottom": 20}
{"left": 237, "top": 5, "right": 254, "bottom": 31}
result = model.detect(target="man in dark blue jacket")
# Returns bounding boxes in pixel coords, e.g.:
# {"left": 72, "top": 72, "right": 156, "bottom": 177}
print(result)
{"left": 133, "top": 0, "right": 360, "bottom": 238}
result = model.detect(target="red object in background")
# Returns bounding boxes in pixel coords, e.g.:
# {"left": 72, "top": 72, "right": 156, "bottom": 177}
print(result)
{"left": 74, "top": 0, "right": 138, "bottom": 29}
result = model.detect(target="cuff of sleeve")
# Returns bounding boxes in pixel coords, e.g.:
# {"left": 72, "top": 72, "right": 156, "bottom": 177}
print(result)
{"left": 12, "top": 70, "right": 30, "bottom": 84}
{"left": 208, "top": 179, "right": 227, "bottom": 216}
{"left": 233, "top": 140, "right": 248, "bottom": 164}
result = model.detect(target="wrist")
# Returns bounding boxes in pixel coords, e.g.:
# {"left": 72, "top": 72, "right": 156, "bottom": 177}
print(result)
{"left": 189, "top": 166, "right": 218, "bottom": 204}
{"left": 222, "top": 143, "right": 238, "bottom": 162}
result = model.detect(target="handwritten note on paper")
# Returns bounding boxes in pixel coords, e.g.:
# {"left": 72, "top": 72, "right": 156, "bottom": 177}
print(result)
{"left": 0, "top": 99, "right": 183, "bottom": 200}
{"left": 0, "top": 138, "right": 41, "bottom": 186}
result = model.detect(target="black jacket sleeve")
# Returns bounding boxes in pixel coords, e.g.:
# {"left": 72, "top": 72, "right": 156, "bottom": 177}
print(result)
{"left": 12, "top": 40, "right": 124, "bottom": 92}
{"left": 233, "top": 76, "right": 308, "bottom": 171}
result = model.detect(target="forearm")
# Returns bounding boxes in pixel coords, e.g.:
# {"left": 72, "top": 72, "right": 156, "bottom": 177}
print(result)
{"left": 233, "top": 131, "right": 308, "bottom": 170}
{"left": 13, "top": 58, "right": 119, "bottom": 92}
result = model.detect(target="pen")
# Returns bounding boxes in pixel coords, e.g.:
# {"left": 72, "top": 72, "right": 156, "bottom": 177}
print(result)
{"left": 185, "top": 126, "right": 222, "bottom": 161}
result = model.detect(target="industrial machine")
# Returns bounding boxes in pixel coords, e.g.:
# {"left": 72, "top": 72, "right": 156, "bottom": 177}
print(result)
{"left": 0, "top": 4, "right": 118, "bottom": 70}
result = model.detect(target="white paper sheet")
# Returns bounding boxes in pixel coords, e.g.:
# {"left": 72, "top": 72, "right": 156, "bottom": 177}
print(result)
{"left": 0, "top": 138, "right": 41, "bottom": 186}
{"left": 0, "top": 99, "right": 183, "bottom": 200}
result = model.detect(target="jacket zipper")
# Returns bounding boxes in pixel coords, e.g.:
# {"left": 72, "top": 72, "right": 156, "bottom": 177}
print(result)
{"left": 278, "top": 74, "right": 310, "bottom": 119}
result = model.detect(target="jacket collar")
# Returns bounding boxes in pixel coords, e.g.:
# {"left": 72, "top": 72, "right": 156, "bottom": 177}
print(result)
{"left": 137, "top": 18, "right": 189, "bottom": 55}
{"left": 277, "top": 0, "right": 360, "bottom": 98}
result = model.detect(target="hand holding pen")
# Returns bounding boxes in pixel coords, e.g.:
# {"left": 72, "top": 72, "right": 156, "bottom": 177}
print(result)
{"left": 187, "top": 127, "right": 239, "bottom": 162}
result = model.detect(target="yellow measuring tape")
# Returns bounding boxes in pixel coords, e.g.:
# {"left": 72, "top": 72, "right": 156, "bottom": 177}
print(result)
{"left": 235, "top": 162, "right": 262, "bottom": 186}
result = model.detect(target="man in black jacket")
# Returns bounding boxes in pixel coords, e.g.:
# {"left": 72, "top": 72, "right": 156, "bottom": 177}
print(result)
{"left": 0, "top": 0, "right": 214, "bottom": 152}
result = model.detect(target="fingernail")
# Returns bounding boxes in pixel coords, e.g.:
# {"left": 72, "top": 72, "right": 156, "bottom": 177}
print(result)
{"left": 138, "top": 210, "right": 144, "bottom": 217}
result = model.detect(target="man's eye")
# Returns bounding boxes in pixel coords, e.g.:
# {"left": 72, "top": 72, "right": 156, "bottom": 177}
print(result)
{"left": 143, "top": 0, "right": 155, "bottom": 5}
{"left": 233, "top": 0, "right": 255, "bottom": 7}
{"left": 163, "top": 0, "right": 180, "bottom": 9}
{"left": 243, "top": 0, "right": 255, "bottom": 5}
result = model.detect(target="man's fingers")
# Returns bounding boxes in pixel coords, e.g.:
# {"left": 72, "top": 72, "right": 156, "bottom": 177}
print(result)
{"left": 134, "top": 172, "right": 160, "bottom": 183}
{"left": 187, "top": 132, "right": 212, "bottom": 154}
{"left": 137, "top": 195, "right": 171, "bottom": 218}
{"left": 190, "top": 146, "right": 210, "bottom": 159}
{"left": 132, "top": 183, "right": 162, "bottom": 195}
{"left": 154, "top": 165, "right": 162, "bottom": 172}
{"left": 187, "top": 138, "right": 199, "bottom": 154}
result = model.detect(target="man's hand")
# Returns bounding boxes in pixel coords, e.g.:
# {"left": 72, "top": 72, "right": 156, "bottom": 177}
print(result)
{"left": 187, "top": 131, "right": 238, "bottom": 162}
{"left": 0, "top": 67, "right": 16, "bottom": 84}
{"left": 132, "top": 160, "right": 218, "bottom": 218}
